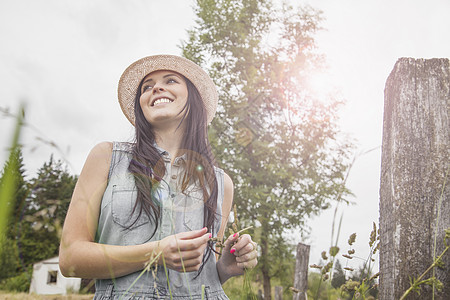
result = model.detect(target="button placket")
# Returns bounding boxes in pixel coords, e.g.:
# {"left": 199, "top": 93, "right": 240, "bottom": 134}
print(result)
{"left": 159, "top": 157, "right": 175, "bottom": 238}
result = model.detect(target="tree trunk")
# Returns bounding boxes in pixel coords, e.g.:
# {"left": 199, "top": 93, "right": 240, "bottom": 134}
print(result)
{"left": 293, "top": 243, "right": 309, "bottom": 300}
{"left": 379, "top": 58, "right": 450, "bottom": 299}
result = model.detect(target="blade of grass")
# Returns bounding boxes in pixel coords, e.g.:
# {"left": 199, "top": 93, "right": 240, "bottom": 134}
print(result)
{"left": 0, "top": 104, "right": 24, "bottom": 258}
{"left": 119, "top": 251, "right": 162, "bottom": 300}
{"left": 162, "top": 254, "right": 173, "bottom": 299}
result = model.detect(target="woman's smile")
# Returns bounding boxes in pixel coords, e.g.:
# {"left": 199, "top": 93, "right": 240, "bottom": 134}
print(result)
{"left": 152, "top": 97, "right": 174, "bottom": 106}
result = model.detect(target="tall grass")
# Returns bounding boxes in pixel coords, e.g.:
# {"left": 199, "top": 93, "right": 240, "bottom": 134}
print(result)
{"left": 0, "top": 104, "right": 24, "bottom": 258}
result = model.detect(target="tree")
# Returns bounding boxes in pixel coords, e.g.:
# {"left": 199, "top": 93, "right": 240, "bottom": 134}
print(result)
{"left": 181, "top": 0, "right": 353, "bottom": 297}
{"left": 18, "top": 155, "right": 77, "bottom": 266}
{"left": 331, "top": 259, "right": 346, "bottom": 289}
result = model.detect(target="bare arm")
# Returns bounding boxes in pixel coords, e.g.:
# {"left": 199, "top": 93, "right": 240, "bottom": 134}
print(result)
{"left": 59, "top": 142, "right": 210, "bottom": 279}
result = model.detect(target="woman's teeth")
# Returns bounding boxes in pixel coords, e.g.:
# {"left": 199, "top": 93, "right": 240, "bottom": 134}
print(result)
{"left": 153, "top": 98, "right": 172, "bottom": 106}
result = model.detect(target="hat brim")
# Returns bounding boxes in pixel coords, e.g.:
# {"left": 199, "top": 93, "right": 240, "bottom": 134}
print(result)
{"left": 118, "top": 55, "right": 218, "bottom": 125}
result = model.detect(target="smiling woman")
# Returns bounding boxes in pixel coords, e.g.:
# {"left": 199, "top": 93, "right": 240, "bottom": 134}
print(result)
{"left": 58, "top": 55, "right": 258, "bottom": 299}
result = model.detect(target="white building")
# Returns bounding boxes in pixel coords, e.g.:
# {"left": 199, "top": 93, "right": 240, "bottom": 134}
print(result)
{"left": 29, "top": 256, "right": 81, "bottom": 295}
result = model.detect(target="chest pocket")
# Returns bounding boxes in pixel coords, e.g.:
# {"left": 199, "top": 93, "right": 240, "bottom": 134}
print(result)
{"left": 111, "top": 185, "right": 150, "bottom": 230}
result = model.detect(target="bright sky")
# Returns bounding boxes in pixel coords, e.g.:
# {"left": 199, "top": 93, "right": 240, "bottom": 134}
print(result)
{"left": 1, "top": 0, "right": 449, "bottom": 276}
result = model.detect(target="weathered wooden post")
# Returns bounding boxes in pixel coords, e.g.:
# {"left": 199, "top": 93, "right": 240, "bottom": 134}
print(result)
{"left": 293, "top": 243, "right": 310, "bottom": 300}
{"left": 274, "top": 286, "right": 283, "bottom": 300}
{"left": 379, "top": 58, "right": 449, "bottom": 299}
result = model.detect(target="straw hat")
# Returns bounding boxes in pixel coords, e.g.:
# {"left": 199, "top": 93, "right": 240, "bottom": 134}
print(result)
{"left": 118, "top": 54, "right": 218, "bottom": 125}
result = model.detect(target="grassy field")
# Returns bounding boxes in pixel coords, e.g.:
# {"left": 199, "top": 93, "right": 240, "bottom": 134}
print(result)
{"left": 0, "top": 292, "right": 94, "bottom": 300}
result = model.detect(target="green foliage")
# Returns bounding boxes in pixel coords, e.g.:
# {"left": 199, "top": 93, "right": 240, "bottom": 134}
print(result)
{"left": 17, "top": 155, "right": 77, "bottom": 266}
{"left": 0, "top": 237, "right": 20, "bottom": 281}
{"left": 0, "top": 148, "right": 77, "bottom": 285}
{"left": 0, "top": 269, "right": 32, "bottom": 292}
{"left": 331, "top": 260, "right": 346, "bottom": 289}
{"left": 223, "top": 270, "right": 261, "bottom": 299}
{"left": 0, "top": 105, "right": 26, "bottom": 281}
{"left": 0, "top": 105, "right": 24, "bottom": 260}
{"left": 182, "top": 0, "right": 353, "bottom": 296}
{"left": 307, "top": 272, "right": 342, "bottom": 300}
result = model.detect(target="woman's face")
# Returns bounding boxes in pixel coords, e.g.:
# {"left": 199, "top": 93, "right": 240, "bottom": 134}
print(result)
{"left": 139, "top": 70, "right": 189, "bottom": 128}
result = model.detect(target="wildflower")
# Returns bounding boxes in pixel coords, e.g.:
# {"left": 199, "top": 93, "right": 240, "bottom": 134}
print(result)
{"left": 321, "top": 251, "right": 328, "bottom": 260}
{"left": 369, "top": 222, "right": 377, "bottom": 247}
{"left": 342, "top": 254, "right": 353, "bottom": 259}
{"left": 322, "top": 274, "right": 329, "bottom": 281}
{"left": 310, "top": 264, "right": 322, "bottom": 269}
{"left": 329, "top": 246, "right": 340, "bottom": 257}
{"left": 322, "top": 262, "right": 333, "bottom": 273}
{"left": 344, "top": 267, "right": 354, "bottom": 272}
{"left": 340, "top": 279, "right": 359, "bottom": 292}
{"left": 348, "top": 233, "right": 356, "bottom": 246}
{"left": 369, "top": 272, "right": 380, "bottom": 281}
{"left": 348, "top": 249, "right": 355, "bottom": 255}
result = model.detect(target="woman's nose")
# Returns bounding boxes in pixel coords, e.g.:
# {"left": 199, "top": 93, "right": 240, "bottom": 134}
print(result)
{"left": 152, "top": 84, "right": 165, "bottom": 94}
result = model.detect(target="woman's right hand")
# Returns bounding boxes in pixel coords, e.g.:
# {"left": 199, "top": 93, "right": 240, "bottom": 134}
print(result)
{"left": 156, "top": 227, "right": 211, "bottom": 272}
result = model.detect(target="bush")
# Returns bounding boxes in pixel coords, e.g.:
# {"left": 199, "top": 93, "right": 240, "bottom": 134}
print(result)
{"left": 0, "top": 270, "right": 32, "bottom": 292}
{"left": 0, "top": 237, "right": 20, "bottom": 281}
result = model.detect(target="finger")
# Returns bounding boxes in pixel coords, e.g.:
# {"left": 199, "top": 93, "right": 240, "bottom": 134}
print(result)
{"left": 223, "top": 232, "right": 240, "bottom": 253}
{"left": 231, "top": 234, "right": 253, "bottom": 254}
{"left": 180, "top": 242, "right": 208, "bottom": 261}
{"left": 235, "top": 241, "right": 257, "bottom": 256}
{"left": 236, "top": 249, "right": 258, "bottom": 263}
{"left": 177, "top": 232, "right": 211, "bottom": 251}
{"left": 179, "top": 255, "right": 204, "bottom": 269}
{"left": 237, "top": 257, "right": 258, "bottom": 269}
{"left": 177, "top": 227, "right": 208, "bottom": 240}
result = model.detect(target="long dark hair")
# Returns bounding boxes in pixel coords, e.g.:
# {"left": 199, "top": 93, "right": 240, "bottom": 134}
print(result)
{"left": 128, "top": 74, "right": 219, "bottom": 270}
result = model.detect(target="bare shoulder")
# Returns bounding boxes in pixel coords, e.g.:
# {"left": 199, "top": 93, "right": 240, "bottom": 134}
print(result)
{"left": 80, "top": 142, "right": 113, "bottom": 180}
{"left": 89, "top": 141, "right": 113, "bottom": 158}
{"left": 223, "top": 172, "right": 234, "bottom": 188}
{"left": 222, "top": 172, "right": 234, "bottom": 210}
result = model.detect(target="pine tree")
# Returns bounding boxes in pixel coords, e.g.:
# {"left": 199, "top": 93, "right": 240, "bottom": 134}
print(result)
{"left": 181, "top": 0, "right": 353, "bottom": 297}
{"left": 18, "top": 155, "right": 77, "bottom": 266}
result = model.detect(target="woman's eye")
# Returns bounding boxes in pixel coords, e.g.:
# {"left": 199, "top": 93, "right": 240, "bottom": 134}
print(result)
{"left": 167, "top": 78, "right": 177, "bottom": 84}
{"left": 142, "top": 85, "right": 153, "bottom": 93}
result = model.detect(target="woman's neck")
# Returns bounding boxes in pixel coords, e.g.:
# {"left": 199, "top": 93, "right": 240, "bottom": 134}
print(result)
{"left": 153, "top": 126, "right": 185, "bottom": 163}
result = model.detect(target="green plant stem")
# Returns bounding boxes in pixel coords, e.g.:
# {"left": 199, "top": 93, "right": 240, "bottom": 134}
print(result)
{"left": 432, "top": 168, "right": 448, "bottom": 299}
{"left": 236, "top": 226, "right": 253, "bottom": 235}
{"left": 162, "top": 254, "right": 173, "bottom": 300}
{"left": 314, "top": 274, "right": 322, "bottom": 300}
{"left": 119, "top": 251, "right": 161, "bottom": 300}
{"left": 399, "top": 246, "right": 449, "bottom": 300}
{"left": 0, "top": 104, "right": 24, "bottom": 257}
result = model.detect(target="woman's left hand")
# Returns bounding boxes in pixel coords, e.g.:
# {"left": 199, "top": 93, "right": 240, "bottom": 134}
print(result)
{"left": 217, "top": 232, "right": 258, "bottom": 281}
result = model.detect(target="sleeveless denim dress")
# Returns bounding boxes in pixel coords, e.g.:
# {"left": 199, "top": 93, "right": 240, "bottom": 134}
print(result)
{"left": 93, "top": 142, "right": 229, "bottom": 300}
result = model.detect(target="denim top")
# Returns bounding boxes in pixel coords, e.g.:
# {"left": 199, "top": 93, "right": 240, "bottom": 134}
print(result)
{"left": 93, "top": 142, "right": 229, "bottom": 300}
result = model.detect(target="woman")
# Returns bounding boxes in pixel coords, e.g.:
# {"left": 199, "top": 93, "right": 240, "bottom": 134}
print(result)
{"left": 59, "top": 55, "right": 258, "bottom": 299}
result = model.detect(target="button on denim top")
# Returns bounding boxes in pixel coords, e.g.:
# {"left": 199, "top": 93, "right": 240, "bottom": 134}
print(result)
{"left": 93, "top": 142, "right": 229, "bottom": 300}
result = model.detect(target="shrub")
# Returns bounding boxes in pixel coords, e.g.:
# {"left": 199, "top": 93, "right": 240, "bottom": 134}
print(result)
{"left": 0, "top": 270, "right": 31, "bottom": 292}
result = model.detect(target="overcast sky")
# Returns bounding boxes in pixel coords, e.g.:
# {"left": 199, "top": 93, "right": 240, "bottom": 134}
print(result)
{"left": 1, "top": 0, "right": 449, "bottom": 273}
